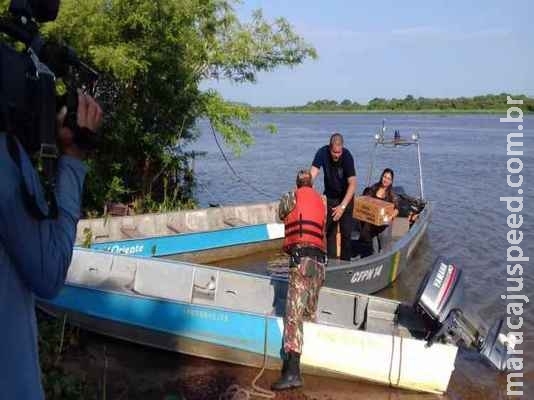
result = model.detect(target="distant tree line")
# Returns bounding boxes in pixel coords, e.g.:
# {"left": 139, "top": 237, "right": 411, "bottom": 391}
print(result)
{"left": 251, "top": 94, "right": 534, "bottom": 112}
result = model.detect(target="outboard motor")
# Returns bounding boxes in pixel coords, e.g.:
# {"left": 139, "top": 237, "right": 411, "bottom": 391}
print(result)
{"left": 414, "top": 258, "right": 512, "bottom": 371}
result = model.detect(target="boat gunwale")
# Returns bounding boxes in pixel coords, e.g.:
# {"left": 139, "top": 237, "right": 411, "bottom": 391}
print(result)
{"left": 83, "top": 221, "right": 282, "bottom": 247}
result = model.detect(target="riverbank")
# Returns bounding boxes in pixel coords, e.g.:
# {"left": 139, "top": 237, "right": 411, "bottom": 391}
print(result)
{"left": 39, "top": 315, "right": 447, "bottom": 400}
{"left": 250, "top": 108, "right": 529, "bottom": 114}
{"left": 248, "top": 94, "right": 534, "bottom": 114}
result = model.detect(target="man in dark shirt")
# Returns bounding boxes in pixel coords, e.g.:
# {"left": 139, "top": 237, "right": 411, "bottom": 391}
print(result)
{"left": 310, "top": 133, "right": 357, "bottom": 260}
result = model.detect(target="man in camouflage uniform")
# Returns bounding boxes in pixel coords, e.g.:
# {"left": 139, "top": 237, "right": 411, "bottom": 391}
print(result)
{"left": 272, "top": 169, "right": 326, "bottom": 391}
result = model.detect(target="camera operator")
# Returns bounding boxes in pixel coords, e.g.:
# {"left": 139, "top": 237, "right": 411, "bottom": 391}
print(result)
{"left": 0, "top": 86, "right": 102, "bottom": 400}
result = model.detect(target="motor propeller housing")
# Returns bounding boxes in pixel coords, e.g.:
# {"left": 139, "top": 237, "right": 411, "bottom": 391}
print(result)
{"left": 414, "top": 258, "right": 512, "bottom": 371}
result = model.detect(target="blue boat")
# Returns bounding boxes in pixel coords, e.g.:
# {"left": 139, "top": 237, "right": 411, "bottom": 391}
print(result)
{"left": 88, "top": 222, "right": 284, "bottom": 259}
{"left": 39, "top": 249, "right": 459, "bottom": 394}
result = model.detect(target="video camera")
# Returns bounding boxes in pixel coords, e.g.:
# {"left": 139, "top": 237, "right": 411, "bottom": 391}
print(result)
{"left": 0, "top": 0, "right": 99, "bottom": 155}
{"left": 0, "top": 0, "right": 99, "bottom": 218}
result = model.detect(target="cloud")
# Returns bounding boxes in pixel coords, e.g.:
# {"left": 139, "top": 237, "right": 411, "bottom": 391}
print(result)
{"left": 296, "top": 26, "right": 371, "bottom": 40}
{"left": 460, "top": 28, "right": 513, "bottom": 39}
{"left": 389, "top": 26, "right": 513, "bottom": 41}
{"left": 390, "top": 26, "right": 441, "bottom": 37}
{"left": 299, "top": 24, "right": 514, "bottom": 43}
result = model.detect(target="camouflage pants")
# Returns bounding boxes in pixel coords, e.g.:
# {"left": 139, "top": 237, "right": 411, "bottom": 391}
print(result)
{"left": 283, "top": 255, "right": 326, "bottom": 354}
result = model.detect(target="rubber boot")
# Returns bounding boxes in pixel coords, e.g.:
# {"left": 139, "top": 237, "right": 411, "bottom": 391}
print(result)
{"left": 271, "top": 352, "right": 303, "bottom": 391}
{"left": 280, "top": 355, "right": 288, "bottom": 376}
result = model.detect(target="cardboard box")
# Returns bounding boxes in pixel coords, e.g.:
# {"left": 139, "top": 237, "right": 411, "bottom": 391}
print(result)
{"left": 353, "top": 196, "right": 395, "bottom": 226}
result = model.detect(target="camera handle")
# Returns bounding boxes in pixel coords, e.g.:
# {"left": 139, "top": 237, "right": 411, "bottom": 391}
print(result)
{"left": 33, "top": 48, "right": 59, "bottom": 218}
{"left": 18, "top": 48, "right": 59, "bottom": 219}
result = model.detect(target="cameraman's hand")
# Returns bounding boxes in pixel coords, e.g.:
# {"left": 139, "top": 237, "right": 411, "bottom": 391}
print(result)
{"left": 76, "top": 92, "right": 103, "bottom": 132}
{"left": 58, "top": 93, "right": 103, "bottom": 159}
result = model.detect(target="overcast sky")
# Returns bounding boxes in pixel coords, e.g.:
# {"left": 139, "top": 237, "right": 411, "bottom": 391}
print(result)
{"left": 201, "top": 0, "right": 533, "bottom": 106}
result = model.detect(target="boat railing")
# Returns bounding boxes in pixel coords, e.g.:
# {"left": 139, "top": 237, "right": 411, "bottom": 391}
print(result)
{"left": 366, "top": 125, "right": 425, "bottom": 201}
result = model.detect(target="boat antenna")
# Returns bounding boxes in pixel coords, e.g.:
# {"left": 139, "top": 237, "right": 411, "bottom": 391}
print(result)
{"left": 367, "top": 122, "right": 384, "bottom": 186}
{"left": 414, "top": 131, "right": 425, "bottom": 199}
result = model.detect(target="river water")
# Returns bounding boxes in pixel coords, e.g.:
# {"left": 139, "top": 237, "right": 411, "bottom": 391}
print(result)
{"left": 65, "top": 113, "right": 533, "bottom": 399}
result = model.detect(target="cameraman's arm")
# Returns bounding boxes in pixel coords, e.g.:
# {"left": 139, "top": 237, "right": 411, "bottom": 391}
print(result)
{"left": 0, "top": 153, "right": 87, "bottom": 298}
{"left": 0, "top": 94, "right": 101, "bottom": 299}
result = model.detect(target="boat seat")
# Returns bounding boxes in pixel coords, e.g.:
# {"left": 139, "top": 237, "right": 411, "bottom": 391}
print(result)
{"left": 167, "top": 212, "right": 213, "bottom": 233}
{"left": 134, "top": 259, "right": 194, "bottom": 302}
{"left": 166, "top": 222, "right": 193, "bottom": 234}
{"left": 317, "top": 289, "right": 360, "bottom": 328}
{"left": 106, "top": 255, "right": 138, "bottom": 290}
{"left": 223, "top": 217, "right": 248, "bottom": 227}
{"left": 365, "top": 297, "right": 399, "bottom": 335}
{"left": 120, "top": 225, "right": 145, "bottom": 239}
{"left": 167, "top": 220, "right": 196, "bottom": 233}
{"left": 67, "top": 251, "right": 139, "bottom": 291}
{"left": 216, "top": 272, "right": 276, "bottom": 314}
{"left": 66, "top": 250, "right": 114, "bottom": 286}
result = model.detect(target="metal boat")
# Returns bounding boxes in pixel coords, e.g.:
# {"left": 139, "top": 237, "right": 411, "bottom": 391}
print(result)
{"left": 38, "top": 253, "right": 510, "bottom": 394}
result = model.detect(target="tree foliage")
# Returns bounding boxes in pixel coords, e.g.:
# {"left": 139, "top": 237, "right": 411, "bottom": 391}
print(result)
{"left": 31, "top": 0, "right": 316, "bottom": 214}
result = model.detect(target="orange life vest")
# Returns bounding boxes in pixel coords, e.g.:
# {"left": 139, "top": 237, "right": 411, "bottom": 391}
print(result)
{"left": 283, "top": 186, "right": 326, "bottom": 253}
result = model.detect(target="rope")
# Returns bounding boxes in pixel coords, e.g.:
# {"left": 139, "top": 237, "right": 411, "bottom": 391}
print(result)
{"left": 197, "top": 179, "right": 222, "bottom": 207}
{"left": 219, "top": 314, "right": 275, "bottom": 400}
{"left": 396, "top": 335, "right": 403, "bottom": 386}
{"left": 387, "top": 324, "right": 404, "bottom": 388}
{"left": 55, "top": 313, "right": 68, "bottom": 365}
{"left": 387, "top": 325, "right": 395, "bottom": 387}
{"left": 209, "top": 121, "right": 277, "bottom": 199}
{"left": 102, "top": 345, "right": 108, "bottom": 400}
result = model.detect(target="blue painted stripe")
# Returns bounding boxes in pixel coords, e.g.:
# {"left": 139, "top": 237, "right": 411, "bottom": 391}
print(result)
{"left": 87, "top": 224, "right": 274, "bottom": 257}
{"left": 43, "top": 285, "right": 282, "bottom": 357}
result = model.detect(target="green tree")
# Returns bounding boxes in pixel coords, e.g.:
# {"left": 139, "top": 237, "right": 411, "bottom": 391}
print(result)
{"left": 37, "top": 0, "right": 316, "bottom": 213}
{"left": 368, "top": 97, "right": 387, "bottom": 110}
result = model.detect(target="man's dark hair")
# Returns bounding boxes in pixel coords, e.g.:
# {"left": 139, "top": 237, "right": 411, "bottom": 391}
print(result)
{"left": 329, "top": 132, "right": 344, "bottom": 147}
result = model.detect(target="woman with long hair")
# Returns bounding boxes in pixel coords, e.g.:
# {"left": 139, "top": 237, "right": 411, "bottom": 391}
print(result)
{"left": 355, "top": 168, "right": 399, "bottom": 257}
